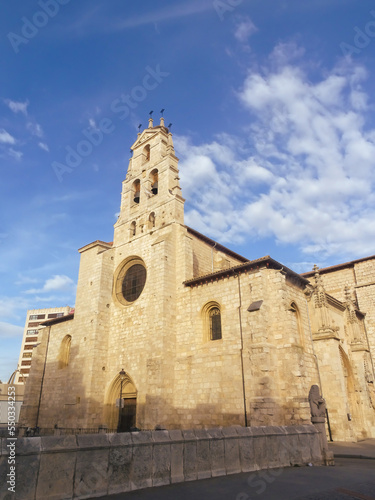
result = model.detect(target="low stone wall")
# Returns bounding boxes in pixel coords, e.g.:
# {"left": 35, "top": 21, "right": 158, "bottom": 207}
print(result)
{"left": 0, "top": 425, "right": 323, "bottom": 500}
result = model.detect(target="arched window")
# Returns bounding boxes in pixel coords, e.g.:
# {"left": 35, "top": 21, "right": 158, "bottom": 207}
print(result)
{"left": 133, "top": 180, "right": 140, "bottom": 204}
{"left": 289, "top": 302, "right": 304, "bottom": 347}
{"left": 58, "top": 335, "right": 72, "bottom": 369}
{"left": 130, "top": 221, "right": 136, "bottom": 237}
{"left": 148, "top": 212, "right": 155, "bottom": 229}
{"left": 150, "top": 169, "right": 158, "bottom": 195}
{"left": 202, "top": 302, "right": 222, "bottom": 341}
{"left": 143, "top": 144, "right": 150, "bottom": 164}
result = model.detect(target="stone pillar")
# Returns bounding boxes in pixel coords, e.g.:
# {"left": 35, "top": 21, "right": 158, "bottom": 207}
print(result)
{"left": 310, "top": 416, "right": 334, "bottom": 465}
{"left": 308, "top": 385, "right": 334, "bottom": 465}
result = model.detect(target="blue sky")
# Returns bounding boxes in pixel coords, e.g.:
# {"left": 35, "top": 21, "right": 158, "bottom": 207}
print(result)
{"left": 1, "top": 0, "right": 375, "bottom": 381}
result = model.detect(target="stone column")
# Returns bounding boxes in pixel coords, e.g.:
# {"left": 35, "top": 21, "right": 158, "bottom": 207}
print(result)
{"left": 308, "top": 385, "right": 334, "bottom": 465}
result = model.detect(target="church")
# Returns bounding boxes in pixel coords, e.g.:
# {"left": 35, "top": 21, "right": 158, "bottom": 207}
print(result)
{"left": 19, "top": 117, "right": 375, "bottom": 442}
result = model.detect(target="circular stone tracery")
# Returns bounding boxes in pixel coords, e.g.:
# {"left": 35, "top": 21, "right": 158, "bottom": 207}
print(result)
{"left": 114, "top": 258, "right": 147, "bottom": 305}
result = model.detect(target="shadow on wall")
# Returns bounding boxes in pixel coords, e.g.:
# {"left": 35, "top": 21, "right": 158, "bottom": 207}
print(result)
{"left": 20, "top": 327, "right": 328, "bottom": 434}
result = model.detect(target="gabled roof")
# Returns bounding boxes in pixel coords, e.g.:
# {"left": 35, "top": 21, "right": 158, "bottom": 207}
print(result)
{"left": 184, "top": 255, "right": 309, "bottom": 288}
{"left": 131, "top": 125, "right": 169, "bottom": 150}
{"left": 78, "top": 240, "right": 113, "bottom": 253}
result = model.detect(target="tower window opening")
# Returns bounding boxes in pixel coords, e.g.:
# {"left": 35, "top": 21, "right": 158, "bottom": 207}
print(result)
{"left": 150, "top": 169, "right": 158, "bottom": 195}
{"left": 130, "top": 221, "right": 136, "bottom": 237}
{"left": 143, "top": 144, "right": 150, "bottom": 164}
{"left": 133, "top": 179, "right": 140, "bottom": 204}
{"left": 148, "top": 212, "right": 155, "bottom": 229}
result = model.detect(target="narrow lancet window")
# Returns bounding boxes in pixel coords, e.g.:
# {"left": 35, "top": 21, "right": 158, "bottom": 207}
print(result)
{"left": 209, "top": 307, "right": 222, "bottom": 340}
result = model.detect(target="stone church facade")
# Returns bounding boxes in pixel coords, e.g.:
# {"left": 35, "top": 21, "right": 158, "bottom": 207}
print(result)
{"left": 20, "top": 118, "right": 375, "bottom": 441}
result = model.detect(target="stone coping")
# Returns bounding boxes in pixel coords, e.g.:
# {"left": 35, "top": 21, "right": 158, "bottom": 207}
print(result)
{"left": 0, "top": 424, "right": 323, "bottom": 500}
{"left": 1, "top": 424, "right": 318, "bottom": 456}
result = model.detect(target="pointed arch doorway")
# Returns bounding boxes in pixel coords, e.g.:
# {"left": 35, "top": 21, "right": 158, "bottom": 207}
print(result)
{"left": 105, "top": 371, "right": 137, "bottom": 431}
{"left": 339, "top": 346, "right": 364, "bottom": 439}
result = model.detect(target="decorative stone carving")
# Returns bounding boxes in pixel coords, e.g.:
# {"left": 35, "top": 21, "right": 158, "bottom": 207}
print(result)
{"left": 344, "top": 285, "right": 365, "bottom": 347}
{"left": 308, "top": 384, "right": 326, "bottom": 420}
{"left": 311, "top": 266, "right": 339, "bottom": 340}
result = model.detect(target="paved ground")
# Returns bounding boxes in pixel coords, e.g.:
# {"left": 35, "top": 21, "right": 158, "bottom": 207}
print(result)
{"left": 329, "top": 438, "right": 375, "bottom": 459}
{"left": 94, "top": 440, "right": 375, "bottom": 500}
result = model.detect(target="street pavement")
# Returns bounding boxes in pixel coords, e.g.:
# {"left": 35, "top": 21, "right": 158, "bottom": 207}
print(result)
{"left": 94, "top": 440, "right": 375, "bottom": 500}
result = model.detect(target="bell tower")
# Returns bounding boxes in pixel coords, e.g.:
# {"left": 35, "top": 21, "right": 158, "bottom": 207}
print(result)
{"left": 113, "top": 116, "right": 184, "bottom": 246}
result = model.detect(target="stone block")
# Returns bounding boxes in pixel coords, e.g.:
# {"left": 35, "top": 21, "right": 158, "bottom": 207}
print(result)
{"left": 281, "top": 428, "right": 302, "bottom": 465}
{"left": 277, "top": 430, "right": 295, "bottom": 467}
{"left": 108, "top": 442, "right": 133, "bottom": 495}
{"left": 74, "top": 448, "right": 110, "bottom": 499}
{"left": 265, "top": 426, "right": 286, "bottom": 468}
{"left": 300, "top": 426, "right": 322, "bottom": 464}
{"left": 207, "top": 428, "right": 225, "bottom": 477}
{"left": 108, "top": 431, "right": 132, "bottom": 448}
{"left": 195, "top": 429, "right": 211, "bottom": 479}
{"left": 169, "top": 430, "right": 184, "bottom": 484}
{"left": 41, "top": 434, "right": 77, "bottom": 453}
{"left": 77, "top": 433, "right": 110, "bottom": 449}
{"left": 182, "top": 429, "right": 197, "bottom": 481}
{"left": 36, "top": 451, "right": 76, "bottom": 500}
{"left": 152, "top": 430, "right": 171, "bottom": 487}
{"left": 16, "top": 436, "right": 41, "bottom": 455}
{"left": 0, "top": 456, "right": 12, "bottom": 500}
{"left": 252, "top": 427, "right": 267, "bottom": 470}
{"left": 310, "top": 434, "right": 323, "bottom": 464}
{"left": 14, "top": 453, "right": 40, "bottom": 500}
{"left": 236, "top": 426, "right": 256, "bottom": 472}
{"left": 222, "top": 426, "right": 241, "bottom": 474}
{"left": 130, "top": 431, "right": 153, "bottom": 490}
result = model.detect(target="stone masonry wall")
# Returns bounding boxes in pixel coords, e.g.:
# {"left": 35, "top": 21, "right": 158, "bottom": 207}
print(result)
{"left": 0, "top": 425, "right": 322, "bottom": 500}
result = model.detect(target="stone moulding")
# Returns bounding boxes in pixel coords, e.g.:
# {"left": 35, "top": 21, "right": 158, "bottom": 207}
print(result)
{"left": 0, "top": 424, "right": 323, "bottom": 500}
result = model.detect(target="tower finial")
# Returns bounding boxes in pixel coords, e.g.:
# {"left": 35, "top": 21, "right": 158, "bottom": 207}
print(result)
{"left": 148, "top": 110, "right": 154, "bottom": 128}
{"left": 160, "top": 109, "right": 165, "bottom": 127}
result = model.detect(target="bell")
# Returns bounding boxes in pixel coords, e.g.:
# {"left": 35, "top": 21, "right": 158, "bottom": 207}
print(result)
{"left": 151, "top": 182, "right": 158, "bottom": 195}
{"left": 134, "top": 191, "right": 140, "bottom": 203}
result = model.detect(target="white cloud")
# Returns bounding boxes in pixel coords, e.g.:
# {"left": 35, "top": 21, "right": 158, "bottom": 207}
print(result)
{"left": 27, "top": 122, "right": 43, "bottom": 138}
{"left": 8, "top": 148, "right": 23, "bottom": 160}
{"left": 38, "top": 142, "right": 49, "bottom": 152}
{"left": 116, "top": 2, "right": 213, "bottom": 29}
{"left": 234, "top": 17, "right": 258, "bottom": 43}
{"left": 15, "top": 276, "right": 39, "bottom": 286}
{"left": 270, "top": 42, "right": 305, "bottom": 67}
{"left": 5, "top": 99, "right": 29, "bottom": 116}
{"left": 0, "top": 322, "right": 23, "bottom": 339}
{"left": 178, "top": 53, "right": 375, "bottom": 261}
{"left": 0, "top": 128, "right": 16, "bottom": 144}
{"left": 25, "top": 275, "right": 75, "bottom": 294}
{"left": 0, "top": 297, "right": 29, "bottom": 321}
{"left": 88, "top": 118, "right": 97, "bottom": 129}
